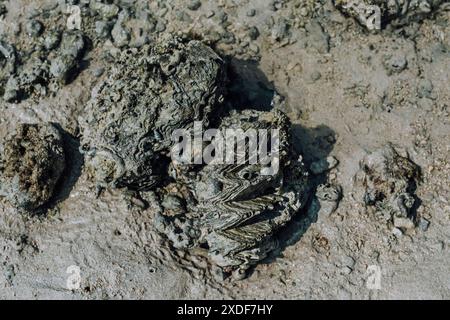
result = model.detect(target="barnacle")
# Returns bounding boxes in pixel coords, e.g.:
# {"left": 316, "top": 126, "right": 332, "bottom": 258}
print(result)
{"left": 80, "top": 35, "right": 226, "bottom": 191}
{"left": 0, "top": 123, "right": 66, "bottom": 211}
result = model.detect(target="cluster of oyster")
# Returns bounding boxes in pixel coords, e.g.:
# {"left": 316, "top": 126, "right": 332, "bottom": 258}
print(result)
{"left": 77, "top": 36, "right": 312, "bottom": 277}
{"left": 0, "top": 35, "right": 423, "bottom": 278}
{"left": 334, "top": 0, "right": 447, "bottom": 30}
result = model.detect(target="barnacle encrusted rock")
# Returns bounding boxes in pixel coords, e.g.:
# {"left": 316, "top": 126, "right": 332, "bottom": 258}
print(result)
{"left": 0, "top": 123, "right": 66, "bottom": 211}
{"left": 356, "top": 144, "right": 421, "bottom": 228}
{"left": 80, "top": 36, "right": 226, "bottom": 191}
{"left": 155, "top": 109, "right": 311, "bottom": 277}
{"left": 334, "top": 0, "right": 447, "bottom": 30}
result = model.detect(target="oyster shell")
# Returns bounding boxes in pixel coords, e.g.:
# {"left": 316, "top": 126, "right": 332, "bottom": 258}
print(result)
{"left": 155, "top": 109, "right": 311, "bottom": 275}
{"left": 80, "top": 36, "right": 226, "bottom": 191}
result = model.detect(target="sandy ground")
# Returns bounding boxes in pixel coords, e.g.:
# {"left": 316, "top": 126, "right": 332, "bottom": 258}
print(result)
{"left": 0, "top": 0, "right": 449, "bottom": 299}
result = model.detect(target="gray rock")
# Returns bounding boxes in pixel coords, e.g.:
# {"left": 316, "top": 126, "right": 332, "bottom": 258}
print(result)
{"left": 246, "top": 9, "right": 256, "bottom": 17}
{"left": 418, "top": 217, "right": 430, "bottom": 231}
{"left": 43, "top": 30, "right": 61, "bottom": 50}
{"left": 310, "top": 156, "right": 339, "bottom": 175}
{"left": 25, "top": 20, "right": 44, "bottom": 37}
{"left": 95, "top": 21, "right": 113, "bottom": 39}
{"left": 0, "top": 123, "right": 66, "bottom": 211}
{"left": 384, "top": 54, "right": 407, "bottom": 75}
{"left": 316, "top": 183, "right": 342, "bottom": 216}
{"left": 417, "top": 79, "right": 434, "bottom": 99}
{"left": 187, "top": 0, "right": 201, "bottom": 11}
{"left": 358, "top": 144, "right": 421, "bottom": 224}
{"left": 111, "top": 22, "right": 130, "bottom": 48}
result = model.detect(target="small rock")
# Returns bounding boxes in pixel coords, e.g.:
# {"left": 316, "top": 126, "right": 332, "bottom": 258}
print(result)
{"left": 247, "top": 26, "right": 260, "bottom": 40}
{"left": 92, "top": 67, "right": 105, "bottom": 77}
{"left": 50, "top": 54, "right": 77, "bottom": 83}
{"left": 187, "top": 0, "right": 201, "bottom": 11}
{"left": 26, "top": 20, "right": 44, "bottom": 37}
{"left": 162, "top": 195, "right": 186, "bottom": 213}
{"left": 341, "top": 266, "right": 353, "bottom": 275}
{"left": 0, "top": 123, "right": 66, "bottom": 211}
{"left": 418, "top": 217, "right": 430, "bottom": 231}
{"left": 44, "top": 30, "right": 61, "bottom": 50}
{"left": 95, "top": 20, "right": 113, "bottom": 39}
{"left": 417, "top": 79, "right": 434, "bottom": 99}
{"left": 384, "top": 54, "right": 407, "bottom": 75}
{"left": 310, "top": 71, "right": 322, "bottom": 82}
{"left": 155, "top": 20, "right": 166, "bottom": 33}
{"left": 393, "top": 217, "right": 415, "bottom": 230}
{"left": 316, "top": 183, "right": 342, "bottom": 216}
{"left": 91, "top": 2, "right": 120, "bottom": 20}
{"left": 392, "top": 227, "right": 403, "bottom": 237}
{"left": 341, "top": 255, "right": 356, "bottom": 268}
{"left": 246, "top": 9, "right": 256, "bottom": 17}
{"left": 310, "top": 156, "right": 339, "bottom": 175}
{"left": 111, "top": 23, "right": 130, "bottom": 48}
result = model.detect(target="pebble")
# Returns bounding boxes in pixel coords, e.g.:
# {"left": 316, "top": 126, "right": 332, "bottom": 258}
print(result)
{"left": 247, "top": 26, "right": 260, "bottom": 40}
{"left": 92, "top": 2, "right": 120, "bottom": 20}
{"left": 246, "top": 9, "right": 256, "bottom": 17}
{"left": 316, "top": 183, "right": 342, "bottom": 216}
{"left": 310, "top": 156, "right": 339, "bottom": 175}
{"left": 92, "top": 67, "right": 105, "bottom": 77}
{"left": 310, "top": 70, "right": 322, "bottom": 82}
{"left": 384, "top": 54, "right": 407, "bottom": 75}
{"left": 43, "top": 30, "right": 61, "bottom": 50}
{"left": 417, "top": 79, "right": 434, "bottom": 99}
{"left": 111, "top": 23, "right": 130, "bottom": 48}
{"left": 50, "top": 54, "right": 76, "bottom": 83}
{"left": 341, "top": 255, "right": 356, "bottom": 268}
{"left": 341, "top": 266, "right": 353, "bottom": 275}
{"left": 95, "top": 20, "right": 113, "bottom": 39}
{"left": 392, "top": 227, "right": 403, "bottom": 237}
{"left": 162, "top": 195, "right": 186, "bottom": 213}
{"left": 155, "top": 20, "right": 166, "bottom": 33}
{"left": 26, "top": 19, "right": 44, "bottom": 37}
{"left": 393, "top": 217, "right": 415, "bottom": 230}
{"left": 418, "top": 217, "right": 430, "bottom": 231}
{"left": 187, "top": 0, "right": 201, "bottom": 11}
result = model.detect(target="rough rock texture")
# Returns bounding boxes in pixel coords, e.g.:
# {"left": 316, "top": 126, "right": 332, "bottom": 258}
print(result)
{"left": 80, "top": 36, "right": 226, "bottom": 191}
{"left": 334, "top": 0, "right": 448, "bottom": 30}
{"left": 0, "top": 123, "right": 66, "bottom": 211}
{"left": 155, "top": 109, "right": 311, "bottom": 277}
{"left": 355, "top": 144, "right": 421, "bottom": 228}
